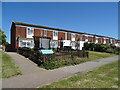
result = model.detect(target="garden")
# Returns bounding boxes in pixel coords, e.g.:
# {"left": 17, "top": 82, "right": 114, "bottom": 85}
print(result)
{"left": 17, "top": 46, "right": 116, "bottom": 70}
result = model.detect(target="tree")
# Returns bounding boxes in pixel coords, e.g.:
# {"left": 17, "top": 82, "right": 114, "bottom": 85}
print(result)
{"left": 0, "top": 29, "right": 7, "bottom": 45}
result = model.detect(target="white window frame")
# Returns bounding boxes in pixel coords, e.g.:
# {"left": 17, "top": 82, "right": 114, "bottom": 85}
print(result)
{"left": 85, "top": 36, "right": 88, "bottom": 42}
{"left": 72, "top": 33, "right": 75, "bottom": 38}
{"left": 19, "top": 40, "right": 34, "bottom": 48}
{"left": 53, "top": 31, "right": 58, "bottom": 40}
{"left": 26, "top": 27, "right": 34, "bottom": 38}
{"left": 95, "top": 37, "right": 98, "bottom": 43}
{"left": 72, "top": 33, "right": 75, "bottom": 41}
{"left": 53, "top": 31, "right": 58, "bottom": 37}
{"left": 50, "top": 41, "right": 58, "bottom": 48}
{"left": 110, "top": 39, "right": 112, "bottom": 43}
{"left": 104, "top": 38, "right": 106, "bottom": 44}
{"left": 80, "top": 35, "right": 82, "bottom": 41}
{"left": 44, "top": 30, "right": 47, "bottom": 36}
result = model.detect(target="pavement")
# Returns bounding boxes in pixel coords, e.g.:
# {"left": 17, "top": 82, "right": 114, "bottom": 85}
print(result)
{"left": 2, "top": 52, "right": 119, "bottom": 88}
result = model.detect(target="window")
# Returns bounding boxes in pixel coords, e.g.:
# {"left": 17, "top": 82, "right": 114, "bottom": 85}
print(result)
{"left": 27, "top": 27, "right": 34, "bottom": 35}
{"left": 44, "top": 30, "right": 47, "bottom": 36}
{"left": 110, "top": 39, "right": 112, "bottom": 43}
{"left": 80, "top": 36, "right": 82, "bottom": 41}
{"left": 104, "top": 38, "right": 106, "bottom": 42}
{"left": 96, "top": 38, "right": 98, "bottom": 41}
{"left": 53, "top": 31, "right": 58, "bottom": 36}
{"left": 85, "top": 36, "right": 88, "bottom": 40}
{"left": 22, "top": 42, "right": 26, "bottom": 47}
{"left": 27, "top": 42, "right": 31, "bottom": 47}
{"left": 50, "top": 41, "right": 58, "bottom": 47}
{"left": 19, "top": 41, "right": 26, "bottom": 47}
{"left": 72, "top": 34, "right": 75, "bottom": 38}
{"left": 19, "top": 41, "right": 22, "bottom": 47}
{"left": 55, "top": 42, "right": 58, "bottom": 47}
{"left": 19, "top": 40, "right": 34, "bottom": 48}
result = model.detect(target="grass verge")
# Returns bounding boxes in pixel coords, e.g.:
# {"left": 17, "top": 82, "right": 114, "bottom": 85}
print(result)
{"left": 40, "top": 61, "right": 118, "bottom": 88}
{"left": 0, "top": 51, "right": 22, "bottom": 78}
{"left": 39, "top": 51, "right": 116, "bottom": 70}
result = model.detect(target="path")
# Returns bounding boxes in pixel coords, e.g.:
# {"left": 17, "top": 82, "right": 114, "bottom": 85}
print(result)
{"left": 2, "top": 52, "right": 119, "bottom": 88}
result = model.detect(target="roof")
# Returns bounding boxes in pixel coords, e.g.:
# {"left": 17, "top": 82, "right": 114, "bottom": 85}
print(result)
{"left": 12, "top": 21, "right": 116, "bottom": 39}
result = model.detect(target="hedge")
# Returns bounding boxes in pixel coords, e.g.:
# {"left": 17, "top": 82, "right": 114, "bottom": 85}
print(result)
{"left": 84, "top": 42, "right": 120, "bottom": 55}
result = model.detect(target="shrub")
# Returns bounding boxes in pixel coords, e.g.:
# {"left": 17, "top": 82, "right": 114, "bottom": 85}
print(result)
{"left": 22, "top": 47, "right": 32, "bottom": 57}
{"left": 106, "top": 48, "right": 114, "bottom": 53}
{"left": 40, "top": 58, "right": 64, "bottom": 69}
{"left": 94, "top": 43, "right": 110, "bottom": 52}
{"left": 32, "top": 47, "right": 39, "bottom": 51}
{"left": 114, "top": 47, "right": 120, "bottom": 55}
{"left": 83, "top": 42, "right": 120, "bottom": 55}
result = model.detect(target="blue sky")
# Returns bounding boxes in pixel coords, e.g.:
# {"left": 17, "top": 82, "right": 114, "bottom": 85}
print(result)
{"left": 2, "top": 2, "right": 118, "bottom": 43}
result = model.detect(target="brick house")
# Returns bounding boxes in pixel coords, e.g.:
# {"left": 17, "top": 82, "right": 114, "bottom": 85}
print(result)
{"left": 10, "top": 22, "right": 117, "bottom": 51}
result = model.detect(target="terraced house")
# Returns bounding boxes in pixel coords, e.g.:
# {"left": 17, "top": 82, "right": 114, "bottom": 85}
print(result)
{"left": 10, "top": 22, "right": 118, "bottom": 51}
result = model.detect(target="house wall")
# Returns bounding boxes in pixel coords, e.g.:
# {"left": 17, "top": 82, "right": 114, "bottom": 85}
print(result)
{"left": 11, "top": 23, "right": 117, "bottom": 50}
{"left": 88, "top": 36, "right": 92, "bottom": 42}
{"left": 47, "top": 30, "right": 53, "bottom": 39}
{"left": 112, "top": 39, "right": 115, "bottom": 44}
{"left": 82, "top": 35, "right": 85, "bottom": 41}
{"left": 58, "top": 32, "right": 65, "bottom": 40}
{"left": 11, "top": 23, "right": 16, "bottom": 51}
{"left": 101, "top": 38, "right": 104, "bottom": 43}
{"left": 15, "top": 26, "right": 27, "bottom": 48}
{"left": 75, "top": 34, "right": 80, "bottom": 41}
{"left": 67, "top": 33, "right": 71, "bottom": 40}
{"left": 93, "top": 37, "right": 96, "bottom": 42}
{"left": 98, "top": 38, "right": 101, "bottom": 43}
{"left": 34, "top": 28, "right": 44, "bottom": 37}
{"left": 106, "top": 38, "right": 109, "bottom": 44}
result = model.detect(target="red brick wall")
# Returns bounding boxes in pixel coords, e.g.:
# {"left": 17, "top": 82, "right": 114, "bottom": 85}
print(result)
{"left": 58, "top": 32, "right": 65, "bottom": 40}
{"left": 34, "top": 28, "right": 44, "bottom": 37}
{"left": 82, "top": 35, "right": 85, "bottom": 41}
{"left": 47, "top": 30, "right": 53, "bottom": 39}
{"left": 93, "top": 37, "right": 96, "bottom": 42}
{"left": 16, "top": 26, "right": 26, "bottom": 38}
{"left": 75, "top": 34, "right": 80, "bottom": 41}
{"left": 15, "top": 26, "right": 27, "bottom": 48}
{"left": 106, "top": 39, "right": 109, "bottom": 44}
{"left": 112, "top": 39, "right": 115, "bottom": 44}
{"left": 67, "top": 33, "right": 71, "bottom": 40}
{"left": 98, "top": 38, "right": 101, "bottom": 43}
{"left": 101, "top": 38, "right": 104, "bottom": 43}
{"left": 88, "top": 36, "right": 92, "bottom": 42}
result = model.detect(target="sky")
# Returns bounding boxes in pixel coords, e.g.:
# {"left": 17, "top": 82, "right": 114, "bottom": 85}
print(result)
{"left": 2, "top": 2, "right": 118, "bottom": 43}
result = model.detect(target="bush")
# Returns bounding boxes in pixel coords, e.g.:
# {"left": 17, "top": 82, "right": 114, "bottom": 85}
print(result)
{"left": 106, "top": 48, "right": 114, "bottom": 53}
{"left": 84, "top": 42, "right": 119, "bottom": 54}
{"left": 40, "top": 58, "right": 65, "bottom": 69}
{"left": 94, "top": 43, "right": 110, "bottom": 52}
{"left": 114, "top": 47, "right": 120, "bottom": 55}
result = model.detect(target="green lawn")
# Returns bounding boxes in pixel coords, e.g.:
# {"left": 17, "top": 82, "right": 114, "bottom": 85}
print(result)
{"left": 88, "top": 51, "right": 115, "bottom": 60}
{"left": 0, "top": 51, "right": 22, "bottom": 78}
{"left": 40, "top": 61, "right": 118, "bottom": 88}
{"left": 40, "top": 51, "right": 116, "bottom": 70}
